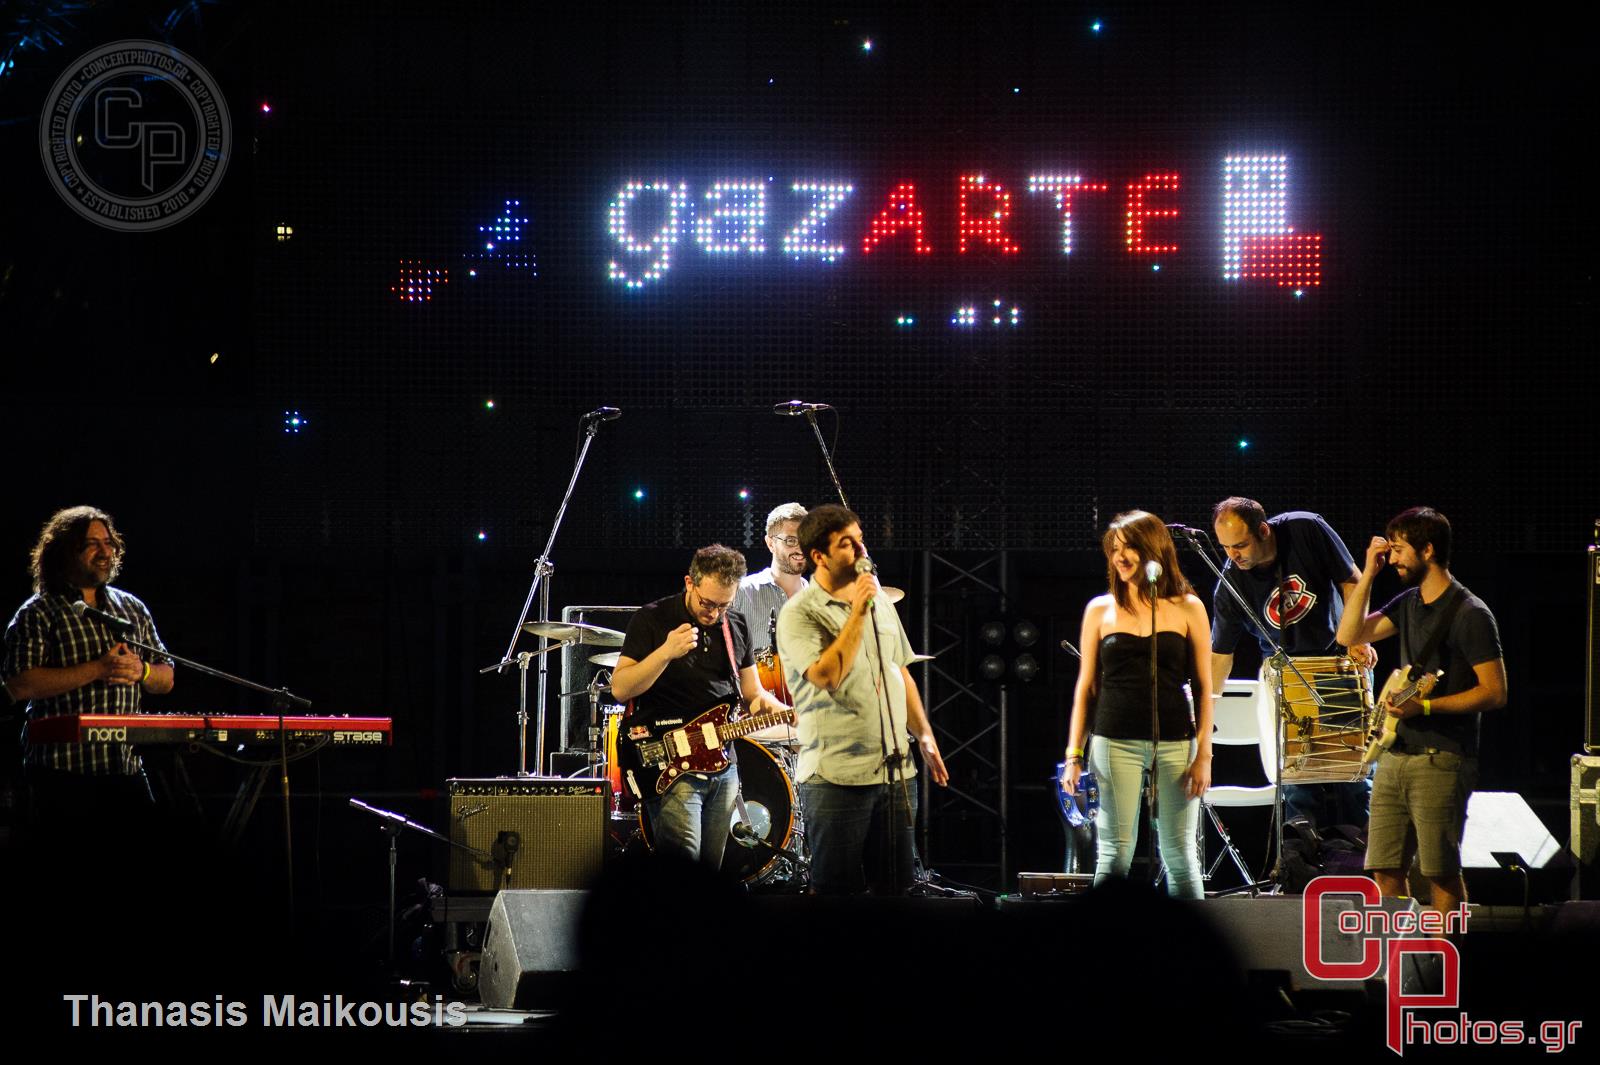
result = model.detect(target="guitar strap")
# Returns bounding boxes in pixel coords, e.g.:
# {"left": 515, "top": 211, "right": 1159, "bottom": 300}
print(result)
{"left": 718, "top": 614, "right": 754, "bottom": 827}
{"left": 1409, "top": 583, "right": 1466, "bottom": 675}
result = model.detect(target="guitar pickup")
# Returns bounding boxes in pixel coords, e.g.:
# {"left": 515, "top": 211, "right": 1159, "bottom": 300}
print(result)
{"left": 668, "top": 730, "right": 691, "bottom": 758}
{"left": 700, "top": 722, "right": 719, "bottom": 749}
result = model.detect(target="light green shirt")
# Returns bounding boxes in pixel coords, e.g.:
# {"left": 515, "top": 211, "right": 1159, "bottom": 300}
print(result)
{"left": 776, "top": 579, "right": 916, "bottom": 786}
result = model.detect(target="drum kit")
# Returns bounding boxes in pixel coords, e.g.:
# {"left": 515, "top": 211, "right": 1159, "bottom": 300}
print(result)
{"left": 539, "top": 618, "right": 811, "bottom": 889}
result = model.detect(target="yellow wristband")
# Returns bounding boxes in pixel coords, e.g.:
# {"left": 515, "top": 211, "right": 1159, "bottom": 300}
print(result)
{"left": 1067, "top": 746, "right": 1084, "bottom": 758}
{"left": 141, "top": 662, "right": 152, "bottom": 684}
{"left": 1421, "top": 698, "right": 1431, "bottom": 716}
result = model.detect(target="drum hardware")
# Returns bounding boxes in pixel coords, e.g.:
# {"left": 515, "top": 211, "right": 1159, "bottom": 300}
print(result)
{"left": 520, "top": 620, "right": 625, "bottom": 647}
{"left": 880, "top": 586, "right": 906, "bottom": 605}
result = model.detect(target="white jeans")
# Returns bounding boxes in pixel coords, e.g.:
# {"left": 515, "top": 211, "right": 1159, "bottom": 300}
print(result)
{"left": 1089, "top": 735, "right": 1202, "bottom": 899}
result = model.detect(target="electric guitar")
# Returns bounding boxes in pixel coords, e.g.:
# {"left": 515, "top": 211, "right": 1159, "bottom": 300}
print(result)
{"left": 615, "top": 700, "right": 796, "bottom": 800}
{"left": 1363, "top": 666, "right": 1444, "bottom": 762}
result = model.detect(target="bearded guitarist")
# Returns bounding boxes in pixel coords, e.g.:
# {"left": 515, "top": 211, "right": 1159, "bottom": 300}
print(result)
{"left": 611, "top": 544, "right": 791, "bottom": 870}
{"left": 1336, "top": 507, "right": 1507, "bottom": 915}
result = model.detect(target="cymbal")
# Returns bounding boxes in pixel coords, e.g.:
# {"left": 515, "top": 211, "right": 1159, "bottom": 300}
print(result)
{"left": 588, "top": 651, "right": 621, "bottom": 668}
{"left": 881, "top": 586, "right": 906, "bottom": 604}
{"left": 521, "top": 620, "right": 626, "bottom": 646}
{"left": 909, "top": 653, "right": 937, "bottom": 664}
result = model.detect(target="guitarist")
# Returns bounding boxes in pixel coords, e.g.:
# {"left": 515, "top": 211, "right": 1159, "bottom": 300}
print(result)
{"left": 611, "top": 544, "right": 790, "bottom": 870}
{"left": 1336, "top": 507, "right": 1507, "bottom": 914}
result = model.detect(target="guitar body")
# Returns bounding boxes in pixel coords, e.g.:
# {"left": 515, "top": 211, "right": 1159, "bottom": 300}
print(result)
{"left": 1363, "top": 666, "right": 1443, "bottom": 762}
{"left": 614, "top": 700, "right": 796, "bottom": 801}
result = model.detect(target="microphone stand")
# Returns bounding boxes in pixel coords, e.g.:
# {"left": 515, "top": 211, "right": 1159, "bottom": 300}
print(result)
{"left": 488, "top": 412, "right": 613, "bottom": 777}
{"left": 1167, "top": 525, "right": 1334, "bottom": 890}
{"left": 779, "top": 400, "right": 849, "bottom": 508}
{"left": 1146, "top": 573, "right": 1162, "bottom": 888}
{"left": 347, "top": 798, "right": 491, "bottom": 975}
{"left": 92, "top": 625, "right": 310, "bottom": 924}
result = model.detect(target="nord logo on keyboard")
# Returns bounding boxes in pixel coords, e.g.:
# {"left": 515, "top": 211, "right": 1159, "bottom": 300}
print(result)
{"left": 85, "top": 727, "right": 128, "bottom": 742}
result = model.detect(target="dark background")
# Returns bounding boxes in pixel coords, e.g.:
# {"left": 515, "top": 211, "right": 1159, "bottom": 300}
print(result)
{"left": 1, "top": 2, "right": 1593, "bottom": 911}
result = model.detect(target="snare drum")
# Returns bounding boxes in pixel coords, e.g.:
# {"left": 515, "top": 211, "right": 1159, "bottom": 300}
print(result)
{"left": 1259, "top": 655, "right": 1376, "bottom": 784}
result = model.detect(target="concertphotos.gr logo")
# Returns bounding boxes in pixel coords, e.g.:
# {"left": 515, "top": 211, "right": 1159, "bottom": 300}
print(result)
{"left": 38, "top": 39, "right": 231, "bottom": 232}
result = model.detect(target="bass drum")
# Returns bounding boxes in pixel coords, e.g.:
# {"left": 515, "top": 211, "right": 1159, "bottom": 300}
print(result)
{"left": 637, "top": 737, "right": 796, "bottom": 883}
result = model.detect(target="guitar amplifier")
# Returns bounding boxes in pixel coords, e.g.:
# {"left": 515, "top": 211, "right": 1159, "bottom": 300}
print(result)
{"left": 447, "top": 777, "right": 607, "bottom": 892}
{"left": 1587, "top": 528, "right": 1600, "bottom": 753}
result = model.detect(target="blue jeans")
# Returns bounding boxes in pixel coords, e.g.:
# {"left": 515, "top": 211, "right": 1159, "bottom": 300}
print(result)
{"left": 1089, "top": 736, "right": 1202, "bottom": 899}
{"left": 646, "top": 766, "right": 739, "bottom": 870}
{"left": 799, "top": 779, "right": 917, "bottom": 895}
{"left": 1283, "top": 778, "right": 1373, "bottom": 830}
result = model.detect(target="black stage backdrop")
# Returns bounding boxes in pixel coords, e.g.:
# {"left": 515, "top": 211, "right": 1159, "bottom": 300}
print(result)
{"left": 1, "top": 0, "right": 1594, "bottom": 915}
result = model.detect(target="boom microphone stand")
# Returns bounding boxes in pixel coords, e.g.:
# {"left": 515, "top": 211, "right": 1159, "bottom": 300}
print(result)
{"left": 485, "top": 406, "right": 619, "bottom": 776}
{"left": 71, "top": 601, "right": 311, "bottom": 921}
{"left": 774, "top": 399, "right": 847, "bottom": 507}
{"left": 1165, "top": 523, "right": 1337, "bottom": 889}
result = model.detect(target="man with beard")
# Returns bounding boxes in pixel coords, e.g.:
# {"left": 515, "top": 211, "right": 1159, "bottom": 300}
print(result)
{"left": 2, "top": 506, "right": 175, "bottom": 819}
{"left": 1210, "top": 497, "right": 1375, "bottom": 828}
{"left": 611, "top": 544, "right": 790, "bottom": 869}
{"left": 733, "top": 501, "right": 808, "bottom": 656}
{"left": 776, "top": 504, "right": 948, "bottom": 894}
{"left": 1336, "top": 507, "right": 1506, "bottom": 912}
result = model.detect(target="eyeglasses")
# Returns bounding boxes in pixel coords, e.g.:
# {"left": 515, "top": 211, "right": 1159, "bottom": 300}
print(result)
{"left": 770, "top": 535, "right": 800, "bottom": 547}
{"left": 691, "top": 586, "right": 736, "bottom": 614}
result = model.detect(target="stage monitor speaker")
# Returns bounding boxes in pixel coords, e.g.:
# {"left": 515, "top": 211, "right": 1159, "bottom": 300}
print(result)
{"left": 1587, "top": 530, "right": 1599, "bottom": 752}
{"left": 478, "top": 889, "right": 588, "bottom": 1010}
{"left": 447, "top": 777, "right": 606, "bottom": 892}
{"left": 1459, "top": 791, "right": 1574, "bottom": 905}
{"left": 559, "top": 604, "right": 639, "bottom": 753}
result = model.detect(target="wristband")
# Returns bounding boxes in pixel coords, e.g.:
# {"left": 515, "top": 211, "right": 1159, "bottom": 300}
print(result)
{"left": 1067, "top": 745, "right": 1085, "bottom": 758}
{"left": 1421, "top": 698, "right": 1431, "bottom": 716}
{"left": 141, "top": 661, "right": 152, "bottom": 684}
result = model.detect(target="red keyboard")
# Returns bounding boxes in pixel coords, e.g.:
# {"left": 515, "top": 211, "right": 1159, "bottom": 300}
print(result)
{"left": 25, "top": 713, "right": 393, "bottom": 747}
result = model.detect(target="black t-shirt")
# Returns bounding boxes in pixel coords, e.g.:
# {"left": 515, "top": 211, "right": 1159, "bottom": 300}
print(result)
{"left": 619, "top": 592, "right": 754, "bottom": 727}
{"left": 1378, "top": 578, "right": 1502, "bottom": 756}
{"left": 1211, "top": 512, "right": 1358, "bottom": 657}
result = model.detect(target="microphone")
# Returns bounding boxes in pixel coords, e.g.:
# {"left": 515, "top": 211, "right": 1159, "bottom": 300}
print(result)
{"left": 1058, "top": 639, "right": 1081, "bottom": 659}
{"left": 1165, "top": 523, "right": 1200, "bottom": 534}
{"left": 72, "top": 600, "right": 135, "bottom": 634}
{"left": 582, "top": 406, "right": 622, "bottom": 422}
{"left": 854, "top": 556, "right": 877, "bottom": 609}
{"left": 1144, "top": 560, "right": 1163, "bottom": 584}
{"left": 773, "top": 400, "right": 833, "bottom": 416}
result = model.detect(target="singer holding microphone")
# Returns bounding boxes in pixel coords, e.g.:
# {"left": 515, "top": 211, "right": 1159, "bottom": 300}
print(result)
{"left": 2, "top": 507, "right": 174, "bottom": 830}
{"left": 776, "top": 504, "right": 948, "bottom": 894}
{"left": 1061, "top": 511, "right": 1213, "bottom": 898}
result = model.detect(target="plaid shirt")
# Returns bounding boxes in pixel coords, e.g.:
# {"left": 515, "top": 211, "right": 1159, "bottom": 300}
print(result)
{"left": 2, "top": 587, "right": 172, "bottom": 775}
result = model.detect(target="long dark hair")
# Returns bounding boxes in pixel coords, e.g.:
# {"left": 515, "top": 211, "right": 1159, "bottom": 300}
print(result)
{"left": 1102, "top": 510, "right": 1192, "bottom": 611}
{"left": 29, "top": 506, "right": 124, "bottom": 594}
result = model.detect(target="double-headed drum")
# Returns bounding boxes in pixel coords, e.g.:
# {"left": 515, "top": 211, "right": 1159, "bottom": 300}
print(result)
{"left": 1260, "top": 655, "right": 1376, "bottom": 784}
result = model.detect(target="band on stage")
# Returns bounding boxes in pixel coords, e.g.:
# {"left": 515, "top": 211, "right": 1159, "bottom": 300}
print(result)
{"left": 2, "top": 495, "right": 1506, "bottom": 909}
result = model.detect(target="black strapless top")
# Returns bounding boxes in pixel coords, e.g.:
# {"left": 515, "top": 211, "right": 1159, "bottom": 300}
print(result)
{"left": 1093, "top": 631, "right": 1195, "bottom": 741}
